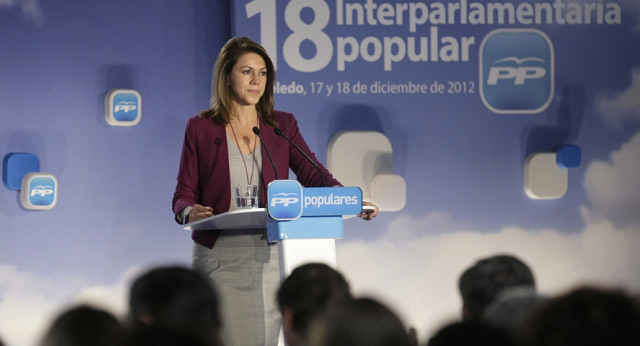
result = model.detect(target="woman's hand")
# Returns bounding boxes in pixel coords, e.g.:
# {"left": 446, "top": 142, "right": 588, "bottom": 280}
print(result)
{"left": 358, "top": 201, "right": 379, "bottom": 221}
{"left": 189, "top": 204, "right": 214, "bottom": 222}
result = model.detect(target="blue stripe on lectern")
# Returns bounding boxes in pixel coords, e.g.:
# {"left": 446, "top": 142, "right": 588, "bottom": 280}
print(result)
{"left": 266, "top": 216, "right": 344, "bottom": 242}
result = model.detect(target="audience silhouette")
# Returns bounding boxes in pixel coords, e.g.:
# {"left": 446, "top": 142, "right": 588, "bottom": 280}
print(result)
{"left": 125, "top": 324, "right": 213, "bottom": 346}
{"left": 458, "top": 254, "right": 537, "bottom": 321}
{"left": 276, "top": 263, "right": 353, "bottom": 346}
{"left": 427, "top": 320, "right": 516, "bottom": 346}
{"left": 518, "top": 285, "right": 640, "bottom": 346}
{"left": 19, "top": 258, "right": 640, "bottom": 346}
{"left": 127, "top": 265, "right": 222, "bottom": 346}
{"left": 38, "top": 304, "right": 126, "bottom": 346}
{"left": 307, "top": 297, "right": 414, "bottom": 346}
{"left": 483, "top": 286, "right": 545, "bottom": 335}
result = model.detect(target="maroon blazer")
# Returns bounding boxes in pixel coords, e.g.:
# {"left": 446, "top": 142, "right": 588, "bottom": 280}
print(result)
{"left": 172, "top": 110, "right": 341, "bottom": 248}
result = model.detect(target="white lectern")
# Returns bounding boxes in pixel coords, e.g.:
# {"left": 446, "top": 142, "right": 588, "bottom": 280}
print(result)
{"left": 183, "top": 180, "right": 362, "bottom": 278}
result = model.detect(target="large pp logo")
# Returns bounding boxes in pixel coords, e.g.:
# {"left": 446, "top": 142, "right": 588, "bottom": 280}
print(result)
{"left": 267, "top": 180, "right": 303, "bottom": 220}
{"left": 105, "top": 89, "right": 141, "bottom": 126}
{"left": 480, "top": 29, "right": 554, "bottom": 114}
{"left": 21, "top": 173, "right": 58, "bottom": 210}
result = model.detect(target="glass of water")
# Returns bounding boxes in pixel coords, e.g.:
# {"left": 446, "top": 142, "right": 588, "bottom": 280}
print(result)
{"left": 235, "top": 184, "right": 258, "bottom": 209}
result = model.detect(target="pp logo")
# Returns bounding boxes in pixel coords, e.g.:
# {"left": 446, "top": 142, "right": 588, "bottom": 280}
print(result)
{"left": 271, "top": 193, "right": 299, "bottom": 207}
{"left": 105, "top": 89, "right": 141, "bottom": 126}
{"left": 267, "top": 180, "right": 303, "bottom": 220}
{"left": 21, "top": 173, "right": 58, "bottom": 210}
{"left": 480, "top": 29, "right": 554, "bottom": 114}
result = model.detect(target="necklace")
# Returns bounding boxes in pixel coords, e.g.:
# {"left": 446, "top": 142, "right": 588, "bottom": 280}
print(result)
{"left": 229, "top": 120, "right": 258, "bottom": 185}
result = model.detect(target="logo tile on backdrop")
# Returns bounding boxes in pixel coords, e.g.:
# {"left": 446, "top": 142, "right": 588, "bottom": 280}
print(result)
{"left": 105, "top": 89, "right": 141, "bottom": 126}
{"left": 21, "top": 172, "right": 58, "bottom": 210}
{"left": 480, "top": 29, "right": 554, "bottom": 114}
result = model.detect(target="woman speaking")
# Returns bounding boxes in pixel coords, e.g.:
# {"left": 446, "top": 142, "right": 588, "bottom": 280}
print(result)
{"left": 172, "top": 37, "right": 377, "bottom": 346}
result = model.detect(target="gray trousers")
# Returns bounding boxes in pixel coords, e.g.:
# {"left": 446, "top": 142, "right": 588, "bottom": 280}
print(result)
{"left": 192, "top": 230, "right": 281, "bottom": 346}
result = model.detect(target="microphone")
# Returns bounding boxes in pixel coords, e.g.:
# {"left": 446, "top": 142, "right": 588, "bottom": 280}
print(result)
{"left": 253, "top": 127, "right": 278, "bottom": 180}
{"left": 274, "top": 127, "right": 326, "bottom": 187}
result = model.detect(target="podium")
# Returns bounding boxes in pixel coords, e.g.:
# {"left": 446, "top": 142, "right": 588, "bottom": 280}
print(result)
{"left": 183, "top": 181, "right": 362, "bottom": 346}
{"left": 183, "top": 180, "right": 363, "bottom": 277}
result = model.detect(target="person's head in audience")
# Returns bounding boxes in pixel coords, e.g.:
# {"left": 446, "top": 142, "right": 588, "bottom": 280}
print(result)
{"left": 125, "top": 325, "right": 212, "bottom": 346}
{"left": 38, "top": 304, "right": 126, "bottom": 346}
{"left": 427, "top": 320, "right": 516, "bottom": 346}
{"left": 307, "top": 297, "right": 414, "bottom": 346}
{"left": 458, "top": 254, "right": 536, "bottom": 321}
{"left": 518, "top": 285, "right": 640, "bottom": 346}
{"left": 276, "top": 263, "right": 352, "bottom": 346}
{"left": 483, "top": 286, "right": 545, "bottom": 334}
{"left": 127, "top": 265, "right": 221, "bottom": 345}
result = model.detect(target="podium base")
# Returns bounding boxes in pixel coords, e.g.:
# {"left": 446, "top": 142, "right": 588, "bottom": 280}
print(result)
{"left": 278, "top": 238, "right": 337, "bottom": 278}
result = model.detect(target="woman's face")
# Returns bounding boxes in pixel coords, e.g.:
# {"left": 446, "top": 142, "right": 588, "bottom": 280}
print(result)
{"left": 229, "top": 52, "right": 267, "bottom": 108}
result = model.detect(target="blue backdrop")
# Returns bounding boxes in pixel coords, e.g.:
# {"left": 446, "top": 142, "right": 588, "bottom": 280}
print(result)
{"left": 1, "top": 1, "right": 640, "bottom": 345}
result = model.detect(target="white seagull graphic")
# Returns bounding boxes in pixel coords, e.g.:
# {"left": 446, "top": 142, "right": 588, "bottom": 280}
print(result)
{"left": 494, "top": 57, "right": 545, "bottom": 65}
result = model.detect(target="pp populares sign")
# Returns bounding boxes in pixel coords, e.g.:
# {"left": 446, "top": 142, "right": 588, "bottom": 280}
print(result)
{"left": 267, "top": 180, "right": 362, "bottom": 220}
